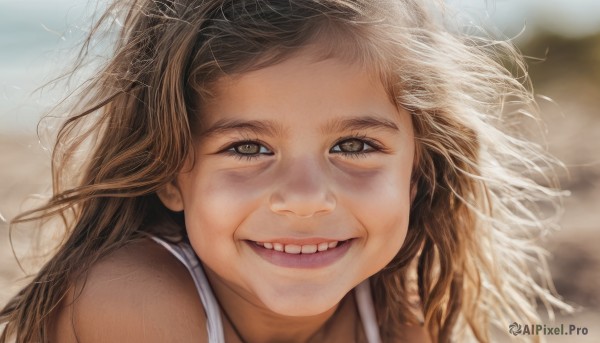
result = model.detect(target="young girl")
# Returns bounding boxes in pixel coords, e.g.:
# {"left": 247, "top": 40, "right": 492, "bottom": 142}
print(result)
{"left": 0, "top": 0, "right": 570, "bottom": 342}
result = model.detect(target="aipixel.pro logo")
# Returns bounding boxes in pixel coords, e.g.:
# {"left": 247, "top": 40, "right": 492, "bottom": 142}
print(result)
{"left": 508, "top": 322, "right": 588, "bottom": 336}
{"left": 509, "top": 322, "right": 522, "bottom": 336}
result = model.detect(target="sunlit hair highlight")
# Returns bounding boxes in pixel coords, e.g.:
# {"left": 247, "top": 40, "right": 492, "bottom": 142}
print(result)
{"left": 1, "top": 0, "right": 570, "bottom": 342}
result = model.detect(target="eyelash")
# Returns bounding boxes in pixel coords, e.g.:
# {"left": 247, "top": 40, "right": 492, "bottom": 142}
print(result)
{"left": 221, "top": 135, "right": 384, "bottom": 161}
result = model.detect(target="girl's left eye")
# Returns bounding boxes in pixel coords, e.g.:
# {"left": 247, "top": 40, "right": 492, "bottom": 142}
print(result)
{"left": 330, "top": 138, "right": 378, "bottom": 156}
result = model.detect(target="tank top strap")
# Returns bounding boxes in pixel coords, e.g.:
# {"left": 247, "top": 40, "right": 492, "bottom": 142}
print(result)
{"left": 150, "top": 236, "right": 225, "bottom": 343}
{"left": 355, "top": 279, "right": 383, "bottom": 343}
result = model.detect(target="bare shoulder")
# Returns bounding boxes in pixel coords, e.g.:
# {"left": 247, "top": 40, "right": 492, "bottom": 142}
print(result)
{"left": 50, "top": 238, "right": 208, "bottom": 343}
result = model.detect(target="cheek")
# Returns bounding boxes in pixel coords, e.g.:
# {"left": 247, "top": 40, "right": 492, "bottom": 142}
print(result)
{"left": 339, "top": 167, "right": 412, "bottom": 260}
{"left": 181, "top": 169, "right": 269, "bottom": 277}
{"left": 181, "top": 167, "right": 269, "bottom": 240}
{"left": 341, "top": 166, "right": 412, "bottom": 224}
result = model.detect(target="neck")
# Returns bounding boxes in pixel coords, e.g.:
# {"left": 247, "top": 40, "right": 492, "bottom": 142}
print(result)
{"left": 204, "top": 266, "right": 358, "bottom": 343}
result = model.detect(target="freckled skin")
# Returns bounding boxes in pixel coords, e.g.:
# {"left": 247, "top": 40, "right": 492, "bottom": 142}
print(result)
{"left": 161, "top": 49, "right": 415, "bottom": 342}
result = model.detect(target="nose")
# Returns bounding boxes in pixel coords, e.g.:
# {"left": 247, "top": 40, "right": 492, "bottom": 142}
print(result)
{"left": 269, "top": 157, "right": 336, "bottom": 218}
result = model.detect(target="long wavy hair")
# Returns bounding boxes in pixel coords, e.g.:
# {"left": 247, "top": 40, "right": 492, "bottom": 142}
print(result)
{"left": 1, "top": 0, "right": 570, "bottom": 342}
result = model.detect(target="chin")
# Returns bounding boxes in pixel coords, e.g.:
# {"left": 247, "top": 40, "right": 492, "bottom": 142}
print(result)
{"left": 257, "top": 283, "right": 347, "bottom": 317}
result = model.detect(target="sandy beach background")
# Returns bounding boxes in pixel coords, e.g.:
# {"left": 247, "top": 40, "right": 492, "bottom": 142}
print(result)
{"left": 1, "top": 1, "right": 599, "bottom": 341}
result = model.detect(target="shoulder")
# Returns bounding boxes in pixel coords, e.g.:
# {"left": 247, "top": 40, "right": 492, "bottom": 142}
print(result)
{"left": 50, "top": 238, "right": 208, "bottom": 343}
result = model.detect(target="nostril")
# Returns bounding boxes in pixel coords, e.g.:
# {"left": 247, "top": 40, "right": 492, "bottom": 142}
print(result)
{"left": 269, "top": 192, "right": 336, "bottom": 218}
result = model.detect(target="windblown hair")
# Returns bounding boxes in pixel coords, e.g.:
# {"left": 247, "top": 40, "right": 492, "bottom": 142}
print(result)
{"left": 1, "top": 0, "right": 570, "bottom": 342}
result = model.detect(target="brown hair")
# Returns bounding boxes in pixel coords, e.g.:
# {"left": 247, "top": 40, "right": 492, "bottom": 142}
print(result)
{"left": 1, "top": 1, "right": 569, "bottom": 342}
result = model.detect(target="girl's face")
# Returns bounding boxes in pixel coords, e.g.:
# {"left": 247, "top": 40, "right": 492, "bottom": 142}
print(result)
{"left": 160, "top": 50, "right": 415, "bottom": 316}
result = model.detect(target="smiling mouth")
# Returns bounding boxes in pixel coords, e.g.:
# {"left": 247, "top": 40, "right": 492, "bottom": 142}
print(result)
{"left": 247, "top": 239, "right": 354, "bottom": 269}
{"left": 253, "top": 240, "right": 349, "bottom": 254}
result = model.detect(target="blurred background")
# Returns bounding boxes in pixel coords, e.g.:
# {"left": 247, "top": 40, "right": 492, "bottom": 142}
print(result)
{"left": 1, "top": 0, "right": 599, "bottom": 341}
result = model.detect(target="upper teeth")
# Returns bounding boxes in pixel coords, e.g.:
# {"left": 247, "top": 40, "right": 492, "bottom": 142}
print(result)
{"left": 256, "top": 241, "right": 339, "bottom": 254}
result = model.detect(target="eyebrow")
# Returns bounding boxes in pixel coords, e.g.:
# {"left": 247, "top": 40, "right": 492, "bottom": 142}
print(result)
{"left": 321, "top": 116, "right": 400, "bottom": 134}
{"left": 200, "top": 119, "right": 286, "bottom": 138}
{"left": 200, "top": 115, "right": 400, "bottom": 138}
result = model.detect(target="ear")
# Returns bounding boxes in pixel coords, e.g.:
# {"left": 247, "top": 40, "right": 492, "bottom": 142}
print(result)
{"left": 156, "top": 180, "right": 184, "bottom": 212}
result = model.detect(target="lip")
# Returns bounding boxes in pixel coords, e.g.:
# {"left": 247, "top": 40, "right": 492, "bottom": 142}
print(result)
{"left": 246, "top": 239, "right": 354, "bottom": 269}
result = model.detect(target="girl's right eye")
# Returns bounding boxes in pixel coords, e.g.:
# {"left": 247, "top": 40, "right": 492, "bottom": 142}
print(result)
{"left": 224, "top": 141, "right": 273, "bottom": 160}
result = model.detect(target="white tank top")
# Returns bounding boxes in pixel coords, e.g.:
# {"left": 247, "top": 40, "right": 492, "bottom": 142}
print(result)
{"left": 151, "top": 236, "right": 382, "bottom": 343}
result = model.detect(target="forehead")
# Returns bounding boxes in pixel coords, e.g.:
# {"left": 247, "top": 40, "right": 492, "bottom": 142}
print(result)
{"left": 197, "top": 50, "right": 406, "bottom": 134}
